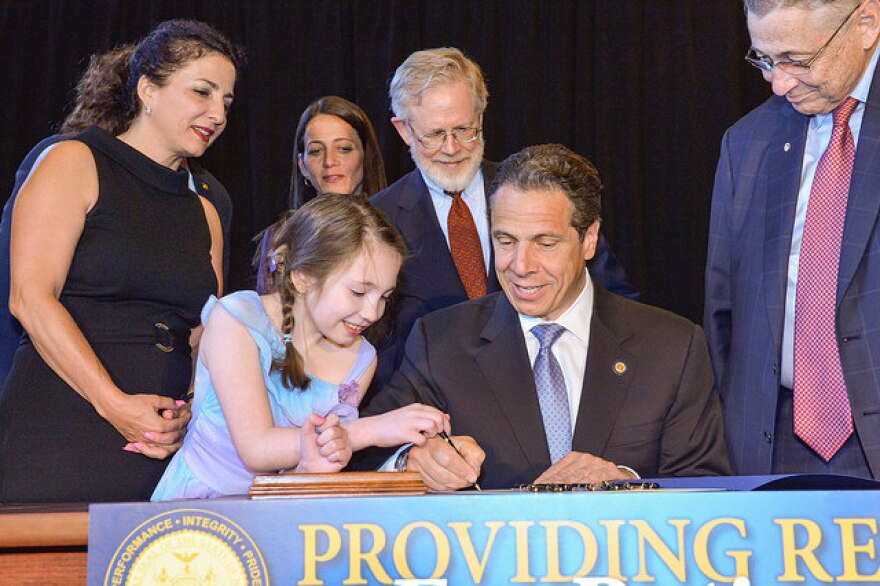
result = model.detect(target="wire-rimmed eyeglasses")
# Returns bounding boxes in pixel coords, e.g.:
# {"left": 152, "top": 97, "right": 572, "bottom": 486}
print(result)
{"left": 745, "top": 1, "right": 863, "bottom": 75}
{"left": 406, "top": 121, "right": 482, "bottom": 150}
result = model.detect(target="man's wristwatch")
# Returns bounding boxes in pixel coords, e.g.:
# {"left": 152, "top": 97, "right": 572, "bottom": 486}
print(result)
{"left": 394, "top": 445, "right": 413, "bottom": 472}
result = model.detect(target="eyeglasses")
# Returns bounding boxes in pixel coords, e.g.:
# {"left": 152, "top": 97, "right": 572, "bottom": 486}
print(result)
{"left": 406, "top": 121, "right": 482, "bottom": 150}
{"left": 745, "top": 1, "right": 862, "bottom": 75}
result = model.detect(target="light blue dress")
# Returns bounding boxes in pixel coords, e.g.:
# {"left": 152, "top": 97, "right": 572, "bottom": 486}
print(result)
{"left": 151, "top": 290, "right": 375, "bottom": 500}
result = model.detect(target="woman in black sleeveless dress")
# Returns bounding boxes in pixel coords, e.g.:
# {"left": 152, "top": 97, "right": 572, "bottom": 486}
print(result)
{"left": 0, "top": 21, "right": 244, "bottom": 503}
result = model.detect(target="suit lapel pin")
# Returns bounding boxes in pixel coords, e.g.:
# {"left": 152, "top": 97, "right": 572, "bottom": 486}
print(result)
{"left": 201, "top": 182, "right": 209, "bottom": 191}
{"left": 783, "top": 143, "right": 792, "bottom": 152}
{"left": 613, "top": 361, "right": 627, "bottom": 376}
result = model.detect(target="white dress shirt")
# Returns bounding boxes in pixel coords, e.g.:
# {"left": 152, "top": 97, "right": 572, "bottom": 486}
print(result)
{"left": 517, "top": 276, "right": 594, "bottom": 432}
{"left": 517, "top": 275, "right": 638, "bottom": 477}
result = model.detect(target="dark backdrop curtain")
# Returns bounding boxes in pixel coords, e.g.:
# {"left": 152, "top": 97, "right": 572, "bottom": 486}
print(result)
{"left": 0, "top": 0, "right": 769, "bottom": 323}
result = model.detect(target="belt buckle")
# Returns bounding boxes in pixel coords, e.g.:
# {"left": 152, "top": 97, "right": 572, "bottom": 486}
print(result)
{"left": 155, "top": 322, "right": 174, "bottom": 353}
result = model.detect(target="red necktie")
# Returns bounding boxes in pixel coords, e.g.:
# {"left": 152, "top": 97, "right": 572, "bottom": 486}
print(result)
{"left": 446, "top": 191, "right": 487, "bottom": 299}
{"left": 793, "top": 96, "right": 859, "bottom": 461}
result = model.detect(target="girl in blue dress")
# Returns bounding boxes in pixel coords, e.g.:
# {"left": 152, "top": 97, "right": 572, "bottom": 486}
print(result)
{"left": 153, "top": 195, "right": 449, "bottom": 499}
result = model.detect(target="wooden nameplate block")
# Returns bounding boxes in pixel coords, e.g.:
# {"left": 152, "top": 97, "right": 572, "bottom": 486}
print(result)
{"left": 249, "top": 471, "right": 428, "bottom": 499}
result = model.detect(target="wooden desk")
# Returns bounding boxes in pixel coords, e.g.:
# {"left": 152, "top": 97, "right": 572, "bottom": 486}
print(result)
{"left": 0, "top": 504, "right": 88, "bottom": 585}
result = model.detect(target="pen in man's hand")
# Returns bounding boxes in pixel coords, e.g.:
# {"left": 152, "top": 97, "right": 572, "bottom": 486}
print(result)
{"left": 438, "top": 431, "right": 481, "bottom": 491}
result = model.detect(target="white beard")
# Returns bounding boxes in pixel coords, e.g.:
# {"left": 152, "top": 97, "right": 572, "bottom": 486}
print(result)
{"left": 410, "top": 139, "right": 485, "bottom": 193}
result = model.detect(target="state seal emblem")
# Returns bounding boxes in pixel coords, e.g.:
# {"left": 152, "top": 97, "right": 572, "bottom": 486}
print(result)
{"left": 103, "top": 508, "right": 268, "bottom": 585}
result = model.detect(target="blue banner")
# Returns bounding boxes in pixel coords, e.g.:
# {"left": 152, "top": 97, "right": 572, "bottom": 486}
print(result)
{"left": 88, "top": 489, "right": 880, "bottom": 585}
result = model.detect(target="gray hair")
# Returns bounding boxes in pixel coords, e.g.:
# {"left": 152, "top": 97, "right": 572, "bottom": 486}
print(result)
{"left": 489, "top": 144, "right": 602, "bottom": 239}
{"left": 744, "top": 0, "right": 859, "bottom": 18}
{"left": 389, "top": 47, "right": 488, "bottom": 119}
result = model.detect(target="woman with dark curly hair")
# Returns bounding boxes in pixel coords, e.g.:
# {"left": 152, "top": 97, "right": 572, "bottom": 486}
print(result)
{"left": 0, "top": 43, "right": 235, "bottom": 391}
{"left": 0, "top": 20, "right": 244, "bottom": 503}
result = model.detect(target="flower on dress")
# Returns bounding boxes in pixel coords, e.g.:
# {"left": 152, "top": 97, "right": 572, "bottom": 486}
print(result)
{"left": 337, "top": 381, "right": 360, "bottom": 407}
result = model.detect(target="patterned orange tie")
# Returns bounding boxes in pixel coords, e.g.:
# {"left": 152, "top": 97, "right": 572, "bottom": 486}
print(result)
{"left": 445, "top": 191, "right": 487, "bottom": 299}
{"left": 793, "top": 96, "right": 859, "bottom": 461}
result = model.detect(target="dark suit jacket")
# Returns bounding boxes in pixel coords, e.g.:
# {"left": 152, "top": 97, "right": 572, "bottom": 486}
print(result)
{"left": 0, "top": 133, "right": 233, "bottom": 390}
{"left": 364, "top": 284, "right": 731, "bottom": 489}
{"left": 368, "top": 163, "right": 639, "bottom": 398}
{"left": 705, "top": 70, "right": 880, "bottom": 477}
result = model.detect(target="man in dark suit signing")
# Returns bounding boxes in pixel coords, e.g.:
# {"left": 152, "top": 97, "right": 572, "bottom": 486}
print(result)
{"left": 705, "top": 0, "right": 880, "bottom": 478}
{"left": 367, "top": 143, "right": 731, "bottom": 490}
{"left": 368, "top": 47, "right": 638, "bottom": 396}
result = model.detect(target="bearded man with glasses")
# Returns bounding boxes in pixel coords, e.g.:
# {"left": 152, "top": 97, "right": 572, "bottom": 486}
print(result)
{"left": 705, "top": 0, "right": 880, "bottom": 479}
{"left": 365, "top": 47, "right": 639, "bottom": 399}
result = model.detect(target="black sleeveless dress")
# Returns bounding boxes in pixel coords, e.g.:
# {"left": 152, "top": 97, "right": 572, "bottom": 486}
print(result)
{"left": 0, "top": 126, "right": 217, "bottom": 503}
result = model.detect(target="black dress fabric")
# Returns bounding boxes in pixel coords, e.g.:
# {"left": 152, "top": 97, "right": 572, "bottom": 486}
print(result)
{"left": 0, "top": 126, "right": 216, "bottom": 503}
{"left": 0, "top": 134, "right": 234, "bottom": 392}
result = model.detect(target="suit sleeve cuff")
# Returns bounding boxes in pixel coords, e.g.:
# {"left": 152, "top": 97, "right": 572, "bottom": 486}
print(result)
{"left": 379, "top": 444, "right": 413, "bottom": 471}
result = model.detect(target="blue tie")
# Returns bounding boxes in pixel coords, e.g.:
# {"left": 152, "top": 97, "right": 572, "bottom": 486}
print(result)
{"left": 531, "top": 324, "right": 572, "bottom": 463}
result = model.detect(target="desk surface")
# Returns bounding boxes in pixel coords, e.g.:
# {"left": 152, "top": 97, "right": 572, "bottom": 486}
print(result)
{"left": 0, "top": 504, "right": 89, "bottom": 585}
{"left": 0, "top": 503, "right": 88, "bottom": 548}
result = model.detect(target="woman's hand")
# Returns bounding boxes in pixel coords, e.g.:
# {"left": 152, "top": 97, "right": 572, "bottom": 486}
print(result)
{"left": 296, "top": 413, "right": 351, "bottom": 473}
{"left": 101, "top": 392, "right": 191, "bottom": 460}
{"left": 10, "top": 141, "right": 192, "bottom": 462}
{"left": 355, "top": 404, "right": 451, "bottom": 449}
